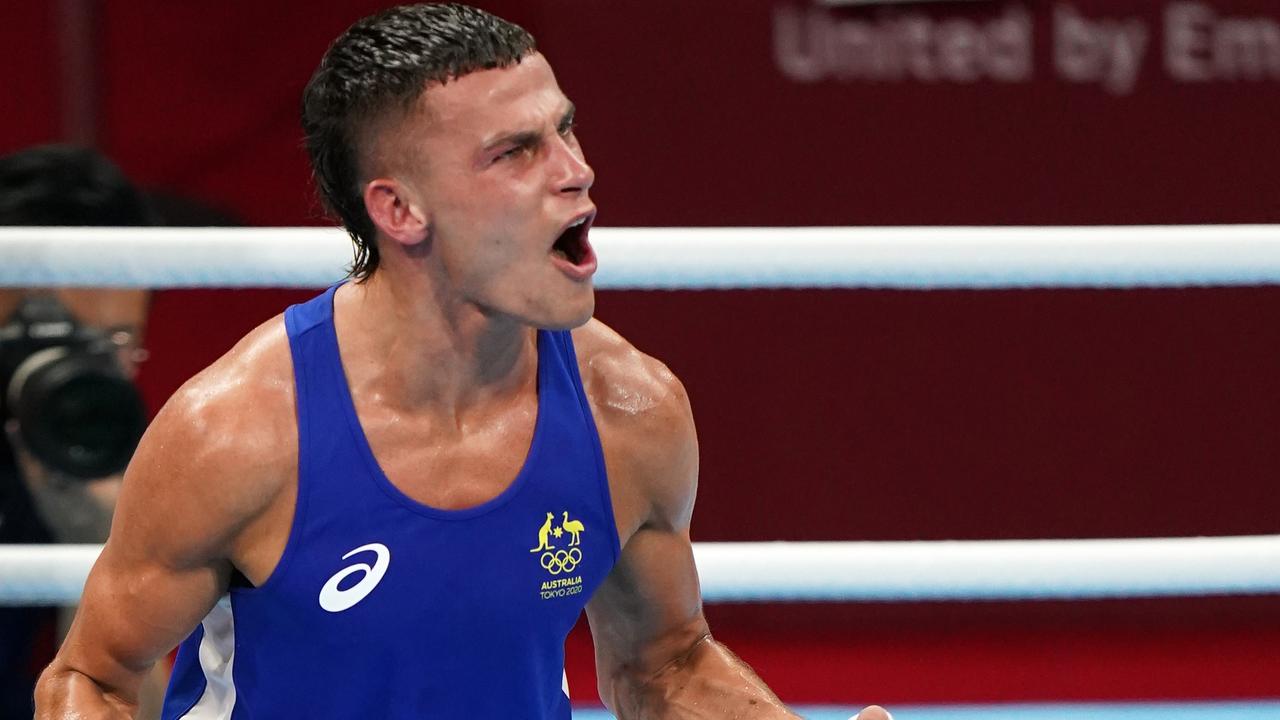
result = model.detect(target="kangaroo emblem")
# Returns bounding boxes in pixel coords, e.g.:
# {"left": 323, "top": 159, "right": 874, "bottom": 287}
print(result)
{"left": 530, "top": 512, "right": 556, "bottom": 552}
{"left": 561, "top": 511, "right": 585, "bottom": 547}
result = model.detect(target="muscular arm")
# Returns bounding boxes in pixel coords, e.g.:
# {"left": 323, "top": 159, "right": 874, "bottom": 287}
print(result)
{"left": 577, "top": 323, "right": 799, "bottom": 719}
{"left": 34, "top": 321, "right": 294, "bottom": 719}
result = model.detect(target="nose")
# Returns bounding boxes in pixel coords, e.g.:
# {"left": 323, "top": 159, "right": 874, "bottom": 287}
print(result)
{"left": 551, "top": 135, "right": 594, "bottom": 196}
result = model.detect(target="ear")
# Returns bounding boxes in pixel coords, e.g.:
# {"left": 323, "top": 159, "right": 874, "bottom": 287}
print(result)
{"left": 363, "top": 178, "right": 430, "bottom": 247}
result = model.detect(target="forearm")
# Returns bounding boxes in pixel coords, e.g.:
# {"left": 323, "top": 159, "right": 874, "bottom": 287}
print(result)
{"left": 606, "top": 635, "right": 801, "bottom": 720}
{"left": 35, "top": 663, "right": 140, "bottom": 720}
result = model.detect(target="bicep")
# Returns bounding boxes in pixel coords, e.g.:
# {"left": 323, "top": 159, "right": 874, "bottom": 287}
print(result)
{"left": 52, "top": 399, "right": 250, "bottom": 691}
{"left": 578, "top": 335, "right": 711, "bottom": 705}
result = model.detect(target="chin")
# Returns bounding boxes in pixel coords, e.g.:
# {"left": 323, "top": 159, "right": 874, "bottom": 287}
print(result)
{"left": 533, "top": 293, "right": 595, "bottom": 331}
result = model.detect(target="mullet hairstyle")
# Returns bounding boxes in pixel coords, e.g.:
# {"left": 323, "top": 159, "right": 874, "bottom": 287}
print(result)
{"left": 301, "top": 3, "right": 537, "bottom": 281}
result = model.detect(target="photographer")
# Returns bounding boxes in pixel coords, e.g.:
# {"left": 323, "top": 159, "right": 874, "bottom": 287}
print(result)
{"left": 0, "top": 145, "right": 155, "bottom": 718}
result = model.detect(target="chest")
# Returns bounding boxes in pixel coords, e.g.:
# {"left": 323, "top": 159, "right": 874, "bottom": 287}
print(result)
{"left": 355, "top": 395, "right": 538, "bottom": 510}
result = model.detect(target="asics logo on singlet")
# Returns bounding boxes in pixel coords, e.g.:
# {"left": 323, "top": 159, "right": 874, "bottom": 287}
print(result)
{"left": 318, "top": 542, "right": 391, "bottom": 613}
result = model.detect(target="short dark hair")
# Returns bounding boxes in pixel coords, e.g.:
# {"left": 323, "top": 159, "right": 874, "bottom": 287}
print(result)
{"left": 0, "top": 145, "right": 152, "bottom": 227}
{"left": 302, "top": 3, "right": 537, "bottom": 281}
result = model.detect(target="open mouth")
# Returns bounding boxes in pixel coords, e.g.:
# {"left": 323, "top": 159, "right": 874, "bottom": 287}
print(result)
{"left": 550, "top": 212, "right": 596, "bottom": 276}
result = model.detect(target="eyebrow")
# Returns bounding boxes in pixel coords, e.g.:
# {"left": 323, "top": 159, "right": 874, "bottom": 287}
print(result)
{"left": 481, "top": 102, "right": 576, "bottom": 154}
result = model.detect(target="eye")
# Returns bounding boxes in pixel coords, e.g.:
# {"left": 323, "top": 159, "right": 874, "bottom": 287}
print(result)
{"left": 558, "top": 118, "right": 577, "bottom": 138}
{"left": 493, "top": 146, "right": 526, "bottom": 164}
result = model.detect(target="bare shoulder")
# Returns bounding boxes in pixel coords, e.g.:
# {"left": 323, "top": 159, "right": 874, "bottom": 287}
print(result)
{"left": 570, "top": 319, "right": 692, "bottom": 446}
{"left": 571, "top": 319, "right": 698, "bottom": 531}
{"left": 111, "top": 314, "right": 297, "bottom": 566}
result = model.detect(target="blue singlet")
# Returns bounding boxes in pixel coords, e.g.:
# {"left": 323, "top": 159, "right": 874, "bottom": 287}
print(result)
{"left": 161, "top": 285, "right": 620, "bottom": 718}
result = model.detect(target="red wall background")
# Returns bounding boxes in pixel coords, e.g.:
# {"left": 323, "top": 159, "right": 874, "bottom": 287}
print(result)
{"left": 3, "top": 0, "right": 1278, "bottom": 706}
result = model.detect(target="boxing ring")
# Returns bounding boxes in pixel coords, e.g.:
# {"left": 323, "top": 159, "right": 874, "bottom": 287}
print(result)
{"left": 2, "top": 225, "right": 1279, "bottom": 719}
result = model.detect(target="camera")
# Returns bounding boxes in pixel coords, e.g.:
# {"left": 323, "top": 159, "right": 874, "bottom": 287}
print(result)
{"left": 0, "top": 296, "right": 147, "bottom": 480}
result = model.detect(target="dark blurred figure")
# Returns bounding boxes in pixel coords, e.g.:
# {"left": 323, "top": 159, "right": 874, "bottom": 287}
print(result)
{"left": 0, "top": 145, "right": 154, "bottom": 718}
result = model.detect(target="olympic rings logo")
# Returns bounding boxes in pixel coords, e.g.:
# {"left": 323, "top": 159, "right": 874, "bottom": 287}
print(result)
{"left": 540, "top": 548, "right": 582, "bottom": 575}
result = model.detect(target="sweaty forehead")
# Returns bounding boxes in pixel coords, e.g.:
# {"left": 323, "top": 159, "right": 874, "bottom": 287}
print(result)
{"left": 418, "top": 53, "right": 568, "bottom": 141}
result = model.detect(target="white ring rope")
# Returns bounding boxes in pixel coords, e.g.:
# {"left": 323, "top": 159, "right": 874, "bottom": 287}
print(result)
{"left": 2, "top": 535, "right": 1278, "bottom": 606}
{"left": 2, "top": 225, "right": 1279, "bottom": 289}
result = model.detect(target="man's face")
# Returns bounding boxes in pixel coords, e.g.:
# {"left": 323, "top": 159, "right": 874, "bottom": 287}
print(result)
{"left": 0, "top": 288, "right": 148, "bottom": 379}
{"left": 384, "top": 52, "right": 597, "bottom": 329}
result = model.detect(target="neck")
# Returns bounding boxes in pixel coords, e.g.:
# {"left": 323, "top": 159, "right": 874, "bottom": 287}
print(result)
{"left": 334, "top": 265, "right": 537, "bottom": 413}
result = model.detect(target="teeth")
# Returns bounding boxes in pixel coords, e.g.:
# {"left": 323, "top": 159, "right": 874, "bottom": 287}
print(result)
{"left": 568, "top": 216, "right": 586, "bottom": 228}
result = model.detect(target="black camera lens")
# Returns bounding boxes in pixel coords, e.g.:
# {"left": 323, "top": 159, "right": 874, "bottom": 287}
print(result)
{"left": 9, "top": 347, "right": 146, "bottom": 479}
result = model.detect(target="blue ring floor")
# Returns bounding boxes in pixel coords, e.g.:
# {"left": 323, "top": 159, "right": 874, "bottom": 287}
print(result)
{"left": 573, "top": 700, "right": 1280, "bottom": 719}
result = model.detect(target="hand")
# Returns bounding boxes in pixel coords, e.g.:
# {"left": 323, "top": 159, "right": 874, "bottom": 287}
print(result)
{"left": 850, "top": 706, "right": 892, "bottom": 720}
